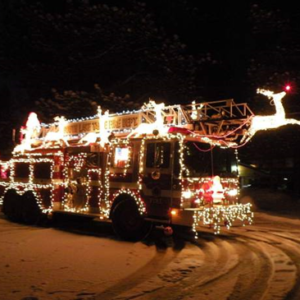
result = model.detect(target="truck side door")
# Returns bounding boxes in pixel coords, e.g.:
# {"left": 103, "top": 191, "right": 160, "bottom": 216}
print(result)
{"left": 142, "top": 140, "right": 173, "bottom": 219}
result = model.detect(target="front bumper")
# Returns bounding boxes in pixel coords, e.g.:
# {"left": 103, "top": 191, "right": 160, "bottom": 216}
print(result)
{"left": 170, "top": 203, "right": 254, "bottom": 234}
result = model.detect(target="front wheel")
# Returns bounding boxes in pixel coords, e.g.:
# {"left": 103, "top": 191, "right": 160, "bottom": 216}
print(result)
{"left": 112, "top": 200, "right": 152, "bottom": 241}
{"left": 21, "top": 191, "right": 42, "bottom": 225}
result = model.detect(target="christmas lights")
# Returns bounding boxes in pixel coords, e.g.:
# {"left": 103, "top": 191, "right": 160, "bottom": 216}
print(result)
{"left": 61, "top": 153, "right": 93, "bottom": 213}
{"left": 192, "top": 203, "right": 253, "bottom": 237}
{"left": 0, "top": 97, "right": 257, "bottom": 237}
{"left": 87, "top": 169, "right": 102, "bottom": 213}
{"left": 103, "top": 150, "right": 112, "bottom": 217}
{"left": 127, "top": 100, "right": 168, "bottom": 138}
{"left": 110, "top": 138, "right": 131, "bottom": 175}
{"left": 181, "top": 177, "right": 239, "bottom": 208}
{"left": 69, "top": 153, "right": 87, "bottom": 172}
{"left": 112, "top": 188, "right": 146, "bottom": 215}
{"left": 1, "top": 155, "right": 56, "bottom": 212}
{"left": 243, "top": 89, "right": 300, "bottom": 142}
{"left": 43, "top": 116, "right": 69, "bottom": 147}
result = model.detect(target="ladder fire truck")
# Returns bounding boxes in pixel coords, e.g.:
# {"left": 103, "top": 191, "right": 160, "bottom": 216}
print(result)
{"left": 0, "top": 98, "right": 254, "bottom": 240}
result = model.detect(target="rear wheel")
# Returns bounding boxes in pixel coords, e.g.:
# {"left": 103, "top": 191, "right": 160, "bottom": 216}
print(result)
{"left": 112, "top": 199, "right": 152, "bottom": 241}
{"left": 21, "top": 191, "right": 42, "bottom": 225}
{"left": 2, "top": 189, "right": 22, "bottom": 222}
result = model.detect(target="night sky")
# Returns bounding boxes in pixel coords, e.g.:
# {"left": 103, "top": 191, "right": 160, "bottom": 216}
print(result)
{"left": 1, "top": 0, "right": 300, "bottom": 176}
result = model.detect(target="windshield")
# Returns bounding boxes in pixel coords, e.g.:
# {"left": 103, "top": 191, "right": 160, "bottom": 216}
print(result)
{"left": 183, "top": 141, "right": 238, "bottom": 177}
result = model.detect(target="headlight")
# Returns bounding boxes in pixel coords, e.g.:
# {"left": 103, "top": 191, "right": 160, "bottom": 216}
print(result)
{"left": 227, "top": 189, "right": 238, "bottom": 197}
{"left": 182, "top": 190, "right": 193, "bottom": 199}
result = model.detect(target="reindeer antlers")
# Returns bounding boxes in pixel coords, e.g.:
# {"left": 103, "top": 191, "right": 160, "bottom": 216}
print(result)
{"left": 257, "top": 88, "right": 286, "bottom": 100}
{"left": 257, "top": 89, "right": 274, "bottom": 98}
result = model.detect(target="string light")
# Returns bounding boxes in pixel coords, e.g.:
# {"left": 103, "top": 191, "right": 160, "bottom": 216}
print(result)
{"left": 103, "top": 150, "right": 112, "bottom": 217}
{"left": 112, "top": 189, "right": 146, "bottom": 215}
{"left": 192, "top": 203, "right": 253, "bottom": 238}
{"left": 0, "top": 155, "right": 56, "bottom": 212}
{"left": 242, "top": 89, "right": 300, "bottom": 143}
{"left": 110, "top": 138, "right": 131, "bottom": 176}
{"left": 0, "top": 99, "right": 257, "bottom": 237}
{"left": 86, "top": 169, "right": 102, "bottom": 213}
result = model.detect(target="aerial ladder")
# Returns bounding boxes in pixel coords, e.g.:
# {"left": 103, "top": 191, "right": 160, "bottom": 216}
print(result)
{"left": 36, "top": 98, "right": 254, "bottom": 147}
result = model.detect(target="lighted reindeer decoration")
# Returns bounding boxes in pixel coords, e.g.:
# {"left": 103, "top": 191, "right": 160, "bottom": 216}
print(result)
{"left": 43, "top": 116, "right": 69, "bottom": 147}
{"left": 242, "top": 89, "right": 300, "bottom": 143}
{"left": 79, "top": 107, "right": 110, "bottom": 147}
{"left": 127, "top": 100, "right": 166, "bottom": 138}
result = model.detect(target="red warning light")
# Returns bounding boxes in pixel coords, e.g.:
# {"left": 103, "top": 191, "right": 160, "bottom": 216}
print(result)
{"left": 284, "top": 85, "right": 291, "bottom": 92}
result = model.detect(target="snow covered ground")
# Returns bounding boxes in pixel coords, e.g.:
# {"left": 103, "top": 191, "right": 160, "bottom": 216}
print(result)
{"left": 1, "top": 188, "right": 300, "bottom": 300}
{"left": 0, "top": 217, "right": 157, "bottom": 300}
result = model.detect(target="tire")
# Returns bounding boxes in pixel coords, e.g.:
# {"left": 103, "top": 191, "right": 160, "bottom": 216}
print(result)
{"left": 21, "top": 191, "right": 42, "bottom": 225}
{"left": 112, "top": 199, "right": 152, "bottom": 241}
{"left": 2, "top": 189, "right": 22, "bottom": 222}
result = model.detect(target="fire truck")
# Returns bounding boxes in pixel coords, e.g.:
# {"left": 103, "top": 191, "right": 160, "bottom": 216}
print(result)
{"left": 0, "top": 99, "right": 254, "bottom": 240}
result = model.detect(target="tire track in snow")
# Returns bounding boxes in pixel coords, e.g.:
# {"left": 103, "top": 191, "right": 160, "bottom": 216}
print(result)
{"left": 247, "top": 230, "right": 300, "bottom": 300}
{"left": 113, "top": 238, "right": 241, "bottom": 300}
{"left": 187, "top": 228, "right": 298, "bottom": 300}
{"left": 227, "top": 226, "right": 299, "bottom": 300}
{"left": 196, "top": 239, "right": 273, "bottom": 300}
{"left": 95, "top": 245, "right": 180, "bottom": 300}
{"left": 114, "top": 225, "right": 300, "bottom": 300}
{"left": 3, "top": 212, "right": 299, "bottom": 300}
{"left": 279, "top": 242, "right": 300, "bottom": 300}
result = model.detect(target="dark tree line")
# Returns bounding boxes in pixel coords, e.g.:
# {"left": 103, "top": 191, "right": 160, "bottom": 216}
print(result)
{"left": 1, "top": 0, "right": 300, "bottom": 160}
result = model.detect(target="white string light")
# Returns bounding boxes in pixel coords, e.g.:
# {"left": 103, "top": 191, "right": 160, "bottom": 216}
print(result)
{"left": 0, "top": 99, "right": 256, "bottom": 236}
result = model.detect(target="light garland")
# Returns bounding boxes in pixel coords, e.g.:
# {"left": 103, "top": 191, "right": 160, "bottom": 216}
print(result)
{"left": 0, "top": 127, "right": 255, "bottom": 237}
{"left": 112, "top": 188, "right": 146, "bottom": 215}
{"left": 62, "top": 153, "right": 88, "bottom": 213}
{"left": 43, "top": 116, "right": 69, "bottom": 147}
{"left": 192, "top": 203, "right": 253, "bottom": 237}
{"left": 242, "top": 89, "right": 300, "bottom": 143}
{"left": 110, "top": 138, "right": 132, "bottom": 175}
{"left": 0, "top": 99, "right": 258, "bottom": 237}
{"left": 138, "top": 138, "right": 146, "bottom": 190}
{"left": 68, "top": 153, "right": 87, "bottom": 172}
{"left": 103, "top": 150, "right": 112, "bottom": 217}
{"left": 1, "top": 155, "right": 56, "bottom": 212}
{"left": 178, "top": 137, "right": 187, "bottom": 208}
{"left": 0, "top": 161, "right": 9, "bottom": 205}
{"left": 87, "top": 169, "right": 102, "bottom": 213}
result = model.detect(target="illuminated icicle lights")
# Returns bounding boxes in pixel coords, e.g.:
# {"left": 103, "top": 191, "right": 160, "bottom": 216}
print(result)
{"left": 192, "top": 203, "right": 254, "bottom": 238}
